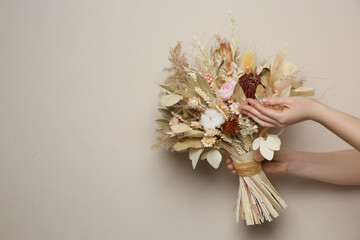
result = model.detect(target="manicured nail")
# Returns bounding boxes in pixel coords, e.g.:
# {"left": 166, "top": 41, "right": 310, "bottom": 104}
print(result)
{"left": 262, "top": 98, "right": 268, "bottom": 103}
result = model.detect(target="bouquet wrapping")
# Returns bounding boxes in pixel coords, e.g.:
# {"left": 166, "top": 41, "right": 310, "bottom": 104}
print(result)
{"left": 153, "top": 14, "right": 314, "bottom": 225}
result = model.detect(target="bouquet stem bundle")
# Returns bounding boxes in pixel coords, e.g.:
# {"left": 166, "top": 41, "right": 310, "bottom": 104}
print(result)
{"left": 219, "top": 142, "right": 287, "bottom": 225}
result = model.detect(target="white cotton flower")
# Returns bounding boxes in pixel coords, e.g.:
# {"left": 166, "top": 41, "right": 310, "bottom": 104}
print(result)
{"left": 200, "top": 109, "right": 225, "bottom": 131}
{"left": 252, "top": 134, "right": 281, "bottom": 160}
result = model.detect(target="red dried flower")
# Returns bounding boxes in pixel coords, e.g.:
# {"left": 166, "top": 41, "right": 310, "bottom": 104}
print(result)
{"left": 238, "top": 73, "right": 263, "bottom": 99}
{"left": 221, "top": 118, "right": 239, "bottom": 137}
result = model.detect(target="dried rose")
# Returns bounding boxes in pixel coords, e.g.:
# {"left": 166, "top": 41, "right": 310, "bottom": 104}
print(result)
{"left": 218, "top": 80, "right": 237, "bottom": 100}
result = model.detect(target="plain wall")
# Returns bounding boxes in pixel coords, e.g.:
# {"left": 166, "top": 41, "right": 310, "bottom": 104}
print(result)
{"left": 1, "top": 0, "right": 360, "bottom": 239}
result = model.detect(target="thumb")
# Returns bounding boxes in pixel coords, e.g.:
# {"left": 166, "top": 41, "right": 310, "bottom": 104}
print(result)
{"left": 262, "top": 97, "right": 290, "bottom": 106}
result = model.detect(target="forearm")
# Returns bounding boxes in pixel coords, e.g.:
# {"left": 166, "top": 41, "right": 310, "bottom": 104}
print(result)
{"left": 312, "top": 102, "right": 360, "bottom": 151}
{"left": 287, "top": 149, "right": 360, "bottom": 185}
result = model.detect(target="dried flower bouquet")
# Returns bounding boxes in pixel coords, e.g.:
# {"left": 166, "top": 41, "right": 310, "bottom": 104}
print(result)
{"left": 153, "top": 13, "right": 314, "bottom": 225}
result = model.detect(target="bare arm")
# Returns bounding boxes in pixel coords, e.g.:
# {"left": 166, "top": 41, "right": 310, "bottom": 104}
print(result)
{"left": 227, "top": 148, "right": 360, "bottom": 185}
{"left": 285, "top": 148, "right": 360, "bottom": 185}
{"left": 313, "top": 102, "right": 360, "bottom": 151}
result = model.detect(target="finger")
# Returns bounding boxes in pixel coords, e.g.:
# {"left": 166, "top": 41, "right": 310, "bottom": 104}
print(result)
{"left": 239, "top": 104, "right": 282, "bottom": 126}
{"left": 231, "top": 170, "right": 237, "bottom": 175}
{"left": 227, "top": 163, "right": 234, "bottom": 170}
{"left": 246, "top": 98, "right": 283, "bottom": 120}
{"left": 253, "top": 152, "right": 265, "bottom": 162}
{"left": 242, "top": 110, "right": 277, "bottom": 128}
{"left": 262, "top": 97, "right": 291, "bottom": 106}
{"left": 226, "top": 158, "right": 232, "bottom": 164}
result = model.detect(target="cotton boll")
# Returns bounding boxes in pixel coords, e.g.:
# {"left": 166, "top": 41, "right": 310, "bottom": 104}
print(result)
{"left": 200, "top": 109, "right": 225, "bottom": 131}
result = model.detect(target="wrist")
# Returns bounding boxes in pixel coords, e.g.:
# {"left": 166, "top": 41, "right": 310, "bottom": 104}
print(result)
{"left": 275, "top": 147, "right": 292, "bottom": 174}
{"left": 286, "top": 151, "right": 300, "bottom": 175}
{"left": 309, "top": 100, "right": 329, "bottom": 123}
{"left": 285, "top": 150, "right": 313, "bottom": 177}
{"left": 276, "top": 148, "right": 303, "bottom": 175}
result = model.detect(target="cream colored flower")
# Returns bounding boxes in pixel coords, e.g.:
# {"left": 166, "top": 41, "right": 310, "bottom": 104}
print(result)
{"left": 201, "top": 136, "right": 217, "bottom": 147}
{"left": 239, "top": 117, "right": 258, "bottom": 135}
{"left": 252, "top": 134, "right": 281, "bottom": 160}
{"left": 229, "top": 102, "right": 240, "bottom": 115}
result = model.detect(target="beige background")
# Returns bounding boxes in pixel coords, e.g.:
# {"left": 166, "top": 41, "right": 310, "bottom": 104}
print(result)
{"left": 0, "top": 0, "right": 360, "bottom": 239}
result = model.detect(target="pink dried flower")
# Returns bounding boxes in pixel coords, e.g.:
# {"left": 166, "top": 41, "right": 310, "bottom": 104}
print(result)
{"left": 218, "top": 80, "right": 237, "bottom": 101}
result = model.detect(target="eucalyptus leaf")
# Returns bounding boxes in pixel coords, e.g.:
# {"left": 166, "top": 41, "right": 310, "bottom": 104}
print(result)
{"left": 160, "top": 94, "right": 183, "bottom": 107}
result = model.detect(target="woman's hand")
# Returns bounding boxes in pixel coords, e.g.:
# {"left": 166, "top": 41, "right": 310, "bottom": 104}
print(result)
{"left": 238, "top": 96, "right": 319, "bottom": 128}
{"left": 226, "top": 148, "right": 291, "bottom": 175}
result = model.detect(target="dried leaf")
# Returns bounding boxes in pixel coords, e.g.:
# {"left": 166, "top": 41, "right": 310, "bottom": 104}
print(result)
{"left": 155, "top": 119, "right": 170, "bottom": 130}
{"left": 260, "top": 144, "right": 274, "bottom": 160}
{"left": 252, "top": 137, "right": 263, "bottom": 150}
{"left": 221, "top": 134, "right": 234, "bottom": 143}
{"left": 215, "top": 76, "right": 224, "bottom": 89}
{"left": 206, "top": 149, "right": 222, "bottom": 169}
{"left": 265, "top": 134, "right": 281, "bottom": 151}
{"left": 181, "top": 90, "right": 194, "bottom": 98}
{"left": 173, "top": 138, "right": 203, "bottom": 151}
{"left": 231, "top": 84, "right": 246, "bottom": 103}
{"left": 291, "top": 87, "right": 315, "bottom": 96}
{"left": 184, "top": 130, "right": 205, "bottom": 137}
{"left": 160, "top": 94, "right": 183, "bottom": 106}
{"left": 255, "top": 84, "right": 266, "bottom": 99}
{"left": 158, "top": 108, "right": 172, "bottom": 120}
{"left": 196, "top": 73, "right": 215, "bottom": 98}
{"left": 189, "top": 148, "right": 204, "bottom": 169}
{"left": 170, "top": 123, "right": 192, "bottom": 133}
{"left": 200, "top": 151, "right": 208, "bottom": 160}
{"left": 281, "top": 85, "right": 292, "bottom": 97}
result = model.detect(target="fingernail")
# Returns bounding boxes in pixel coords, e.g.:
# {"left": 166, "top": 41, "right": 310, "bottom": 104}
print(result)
{"left": 262, "top": 98, "right": 268, "bottom": 103}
